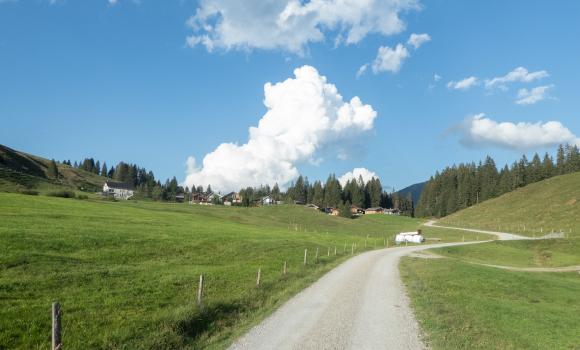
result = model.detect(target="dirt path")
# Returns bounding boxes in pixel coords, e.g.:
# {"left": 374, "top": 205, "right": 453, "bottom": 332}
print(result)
{"left": 423, "top": 220, "right": 531, "bottom": 240}
{"left": 228, "top": 241, "right": 481, "bottom": 350}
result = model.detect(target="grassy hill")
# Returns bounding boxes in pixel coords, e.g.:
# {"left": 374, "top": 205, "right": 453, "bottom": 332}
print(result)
{"left": 0, "top": 144, "right": 106, "bottom": 194}
{"left": 0, "top": 192, "right": 489, "bottom": 349}
{"left": 438, "top": 172, "right": 580, "bottom": 238}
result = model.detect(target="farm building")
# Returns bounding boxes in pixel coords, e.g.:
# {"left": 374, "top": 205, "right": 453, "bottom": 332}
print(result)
{"left": 395, "top": 230, "right": 425, "bottom": 244}
{"left": 365, "top": 207, "right": 384, "bottom": 215}
{"left": 222, "top": 192, "right": 242, "bottom": 206}
{"left": 190, "top": 192, "right": 210, "bottom": 204}
{"left": 262, "top": 195, "right": 275, "bottom": 206}
{"left": 175, "top": 193, "right": 185, "bottom": 203}
{"left": 102, "top": 181, "right": 134, "bottom": 200}
{"left": 350, "top": 206, "right": 365, "bottom": 215}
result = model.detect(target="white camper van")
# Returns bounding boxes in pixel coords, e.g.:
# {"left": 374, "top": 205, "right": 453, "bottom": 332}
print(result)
{"left": 395, "top": 230, "right": 425, "bottom": 244}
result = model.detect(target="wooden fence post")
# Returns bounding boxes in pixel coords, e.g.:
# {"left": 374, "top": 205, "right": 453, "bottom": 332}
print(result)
{"left": 52, "top": 302, "right": 61, "bottom": 350}
{"left": 283, "top": 261, "right": 287, "bottom": 275}
{"left": 344, "top": 241, "right": 347, "bottom": 252}
{"left": 256, "top": 268, "right": 261, "bottom": 286}
{"left": 327, "top": 247, "right": 330, "bottom": 257}
{"left": 334, "top": 246, "right": 337, "bottom": 256}
{"left": 304, "top": 249, "right": 308, "bottom": 265}
{"left": 197, "top": 275, "right": 204, "bottom": 307}
{"left": 315, "top": 247, "right": 319, "bottom": 263}
{"left": 351, "top": 243, "right": 354, "bottom": 255}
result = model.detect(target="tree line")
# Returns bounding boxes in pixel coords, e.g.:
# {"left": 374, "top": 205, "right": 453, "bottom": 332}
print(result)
{"left": 238, "top": 174, "right": 414, "bottom": 217}
{"left": 415, "top": 144, "right": 580, "bottom": 218}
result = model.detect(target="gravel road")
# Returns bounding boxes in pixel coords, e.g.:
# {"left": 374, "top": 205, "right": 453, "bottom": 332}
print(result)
{"left": 228, "top": 241, "right": 480, "bottom": 350}
{"left": 228, "top": 223, "right": 531, "bottom": 350}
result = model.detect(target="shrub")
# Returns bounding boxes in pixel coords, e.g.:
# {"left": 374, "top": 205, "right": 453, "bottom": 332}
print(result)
{"left": 76, "top": 194, "right": 89, "bottom": 200}
{"left": 47, "top": 190, "right": 76, "bottom": 198}
{"left": 20, "top": 190, "right": 39, "bottom": 196}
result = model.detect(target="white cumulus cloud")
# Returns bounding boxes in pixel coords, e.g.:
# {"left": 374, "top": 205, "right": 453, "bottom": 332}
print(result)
{"left": 184, "top": 65, "right": 377, "bottom": 192}
{"left": 515, "top": 85, "right": 553, "bottom": 105}
{"left": 485, "top": 66, "right": 549, "bottom": 89}
{"left": 186, "top": 0, "right": 420, "bottom": 54}
{"left": 371, "top": 43, "right": 409, "bottom": 74}
{"left": 338, "top": 167, "right": 379, "bottom": 187}
{"left": 407, "top": 33, "right": 431, "bottom": 49}
{"left": 456, "top": 114, "right": 580, "bottom": 150}
{"left": 447, "top": 76, "right": 478, "bottom": 90}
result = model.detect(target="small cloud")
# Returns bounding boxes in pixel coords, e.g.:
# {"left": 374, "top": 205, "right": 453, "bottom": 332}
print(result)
{"left": 356, "top": 63, "right": 369, "bottom": 78}
{"left": 407, "top": 33, "right": 431, "bottom": 49}
{"left": 485, "top": 66, "right": 549, "bottom": 89}
{"left": 371, "top": 44, "right": 409, "bottom": 74}
{"left": 338, "top": 168, "right": 379, "bottom": 187}
{"left": 515, "top": 85, "right": 554, "bottom": 105}
{"left": 433, "top": 73, "right": 442, "bottom": 82}
{"left": 447, "top": 76, "right": 479, "bottom": 90}
{"left": 454, "top": 113, "right": 579, "bottom": 150}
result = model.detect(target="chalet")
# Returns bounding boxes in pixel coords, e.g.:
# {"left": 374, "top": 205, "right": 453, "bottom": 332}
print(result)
{"left": 323, "top": 207, "right": 340, "bottom": 216}
{"left": 102, "top": 181, "right": 134, "bottom": 200}
{"left": 175, "top": 193, "right": 185, "bottom": 203}
{"left": 222, "top": 192, "right": 242, "bottom": 206}
{"left": 262, "top": 195, "right": 275, "bottom": 206}
{"left": 384, "top": 208, "right": 400, "bottom": 215}
{"left": 190, "top": 192, "right": 210, "bottom": 204}
{"left": 365, "top": 207, "right": 384, "bottom": 215}
{"left": 350, "top": 206, "right": 365, "bottom": 215}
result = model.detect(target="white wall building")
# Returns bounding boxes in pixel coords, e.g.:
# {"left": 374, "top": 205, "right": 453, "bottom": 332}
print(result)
{"left": 103, "top": 181, "right": 134, "bottom": 200}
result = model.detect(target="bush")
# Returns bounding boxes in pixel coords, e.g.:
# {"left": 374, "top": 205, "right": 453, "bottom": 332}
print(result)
{"left": 76, "top": 194, "right": 89, "bottom": 200}
{"left": 47, "top": 190, "right": 76, "bottom": 198}
{"left": 20, "top": 190, "right": 39, "bottom": 196}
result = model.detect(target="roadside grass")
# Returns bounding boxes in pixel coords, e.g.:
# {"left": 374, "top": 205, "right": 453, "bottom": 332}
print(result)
{"left": 435, "top": 239, "right": 580, "bottom": 268}
{"left": 0, "top": 193, "right": 424, "bottom": 349}
{"left": 401, "top": 254, "right": 580, "bottom": 350}
{"left": 439, "top": 172, "right": 580, "bottom": 238}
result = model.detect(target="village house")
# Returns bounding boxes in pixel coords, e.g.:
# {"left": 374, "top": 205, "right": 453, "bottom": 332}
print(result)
{"left": 222, "top": 192, "right": 242, "bottom": 206}
{"left": 261, "top": 195, "right": 275, "bottom": 206}
{"left": 190, "top": 192, "right": 210, "bottom": 204}
{"left": 350, "top": 206, "right": 365, "bottom": 215}
{"left": 384, "top": 208, "right": 400, "bottom": 215}
{"left": 365, "top": 207, "right": 384, "bottom": 215}
{"left": 175, "top": 193, "right": 185, "bottom": 203}
{"left": 102, "top": 181, "right": 134, "bottom": 200}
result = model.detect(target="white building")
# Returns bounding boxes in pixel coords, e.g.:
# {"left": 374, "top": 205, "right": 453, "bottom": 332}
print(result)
{"left": 262, "top": 195, "right": 275, "bottom": 205}
{"left": 103, "top": 181, "right": 134, "bottom": 200}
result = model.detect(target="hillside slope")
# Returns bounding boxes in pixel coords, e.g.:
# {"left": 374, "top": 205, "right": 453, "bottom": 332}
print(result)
{"left": 0, "top": 144, "right": 106, "bottom": 193}
{"left": 439, "top": 172, "right": 580, "bottom": 238}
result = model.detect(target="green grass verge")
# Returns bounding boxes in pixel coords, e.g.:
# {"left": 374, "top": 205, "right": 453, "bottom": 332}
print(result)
{"left": 435, "top": 239, "right": 580, "bottom": 268}
{"left": 401, "top": 255, "right": 580, "bottom": 349}
{"left": 439, "top": 172, "right": 580, "bottom": 238}
{"left": 1, "top": 193, "right": 422, "bottom": 349}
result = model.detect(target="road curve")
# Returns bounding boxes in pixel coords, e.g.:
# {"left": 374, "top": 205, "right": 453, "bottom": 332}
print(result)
{"left": 423, "top": 220, "right": 530, "bottom": 241}
{"left": 228, "top": 241, "right": 481, "bottom": 350}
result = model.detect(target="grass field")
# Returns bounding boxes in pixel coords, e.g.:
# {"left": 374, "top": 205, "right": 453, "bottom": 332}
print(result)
{"left": 1, "top": 192, "right": 438, "bottom": 349}
{"left": 435, "top": 239, "right": 580, "bottom": 268}
{"left": 401, "top": 250, "right": 580, "bottom": 349}
{"left": 438, "top": 172, "right": 580, "bottom": 238}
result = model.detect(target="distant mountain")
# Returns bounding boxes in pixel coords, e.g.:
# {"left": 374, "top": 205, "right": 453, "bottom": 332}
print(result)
{"left": 0, "top": 144, "right": 106, "bottom": 193}
{"left": 396, "top": 181, "right": 426, "bottom": 205}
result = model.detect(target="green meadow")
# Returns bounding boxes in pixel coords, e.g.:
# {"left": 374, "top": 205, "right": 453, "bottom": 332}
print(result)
{"left": 401, "top": 250, "right": 580, "bottom": 350}
{"left": 1, "top": 192, "right": 430, "bottom": 349}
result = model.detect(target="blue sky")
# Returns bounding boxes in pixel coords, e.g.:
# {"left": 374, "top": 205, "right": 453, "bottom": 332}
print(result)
{"left": 1, "top": 0, "right": 579, "bottom": 191}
